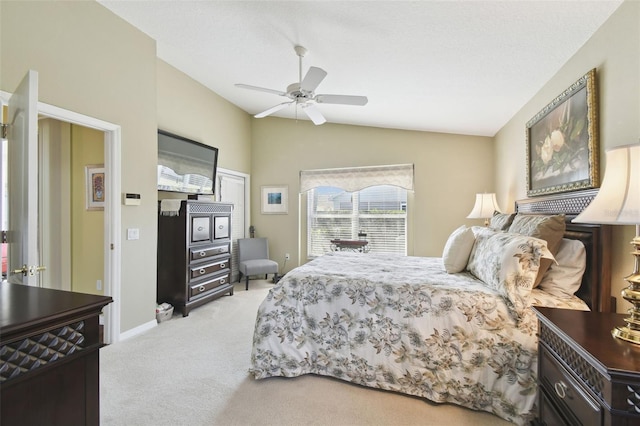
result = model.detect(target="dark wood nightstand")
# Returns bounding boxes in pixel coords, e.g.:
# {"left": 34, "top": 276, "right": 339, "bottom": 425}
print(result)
{"left": 533, "top": 307, "right": 640, "bottom": 426}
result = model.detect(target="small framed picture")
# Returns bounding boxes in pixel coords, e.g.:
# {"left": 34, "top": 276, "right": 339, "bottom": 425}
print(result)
{"left": 85, "top": 164, "right": 105, "bottom": 211}
{"left": 261, "top": 185, "right": 288, "bottom": 214}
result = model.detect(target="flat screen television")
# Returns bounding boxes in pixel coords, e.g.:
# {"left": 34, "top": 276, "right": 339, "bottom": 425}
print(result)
{"left": 157, "top": 130, "right": 218, "bottom": 195}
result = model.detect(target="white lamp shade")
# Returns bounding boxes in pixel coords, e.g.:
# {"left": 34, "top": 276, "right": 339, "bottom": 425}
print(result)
{"left": 573, "top": 144, "right": 640, "bottom": 225}
{"left": 467, "top": 193, "right": 502, "bottom": 219}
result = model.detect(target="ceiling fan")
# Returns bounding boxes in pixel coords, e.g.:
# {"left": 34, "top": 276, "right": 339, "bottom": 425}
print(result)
{"left": 235, "top": 45, "right": 368, "bottom": 125}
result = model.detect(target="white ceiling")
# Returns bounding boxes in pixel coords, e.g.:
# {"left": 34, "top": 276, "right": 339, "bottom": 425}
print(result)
{"left": 99, "top": 1, "right": 622, "bottom": 136}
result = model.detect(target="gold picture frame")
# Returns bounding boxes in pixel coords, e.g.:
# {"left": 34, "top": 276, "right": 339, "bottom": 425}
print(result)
{"left": 85, "top": 164, "right": 105, "bottom": 211}
{"left": 526, "top": 69, "right": 599, "bottom": 197}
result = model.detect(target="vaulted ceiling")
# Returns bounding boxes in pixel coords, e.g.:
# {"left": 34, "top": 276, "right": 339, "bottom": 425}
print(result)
{"left": 99, "top": 1, "right": 622, "bottom": 136}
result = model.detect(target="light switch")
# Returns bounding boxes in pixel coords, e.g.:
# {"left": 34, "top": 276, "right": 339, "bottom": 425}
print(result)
{"left": 127, "top": 228, "right": 140, "bottom": 240}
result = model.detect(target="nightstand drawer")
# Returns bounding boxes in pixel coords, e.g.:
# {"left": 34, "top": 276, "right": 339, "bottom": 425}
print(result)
{"left": 539, "top": 389, "right": 571, "bottom": 426}
{"left": 539, "top": 347, "right": 601, "bottom": 426}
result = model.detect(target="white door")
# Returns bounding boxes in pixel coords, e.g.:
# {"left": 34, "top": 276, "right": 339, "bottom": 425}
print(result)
{"left": 6, "top": 70, "right": 41, "bottom": 285}
{"left": 217, "top": 170, "right": 248, "bottom": 282}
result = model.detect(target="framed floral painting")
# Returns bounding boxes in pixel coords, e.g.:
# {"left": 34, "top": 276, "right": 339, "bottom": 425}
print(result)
{"left": 85, "top": 164, "right": 105, "bottom": 211}
{"left": 526, "top": 69, "right": 599, "bottom": 197}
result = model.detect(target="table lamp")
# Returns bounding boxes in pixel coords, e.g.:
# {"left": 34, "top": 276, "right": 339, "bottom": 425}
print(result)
{"left": 467, "top": 193, "right": 502, "bottom": 226}
{"left": 573, "top": 143, "right": 640, "bottom": 344}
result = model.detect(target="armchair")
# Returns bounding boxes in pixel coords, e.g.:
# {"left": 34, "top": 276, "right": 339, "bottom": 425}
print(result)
{"left": 237, "top": 238, "right": 279, "bottom": 290}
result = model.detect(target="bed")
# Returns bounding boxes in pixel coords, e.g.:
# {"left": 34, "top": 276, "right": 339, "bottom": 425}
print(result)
{"left": 249, "top": 190, "right": 612, "bottom": 425}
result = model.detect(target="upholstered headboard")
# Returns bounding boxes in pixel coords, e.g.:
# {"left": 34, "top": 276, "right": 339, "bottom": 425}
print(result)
{"left": 515, "top": 189, "right": 613, "bottom": 313}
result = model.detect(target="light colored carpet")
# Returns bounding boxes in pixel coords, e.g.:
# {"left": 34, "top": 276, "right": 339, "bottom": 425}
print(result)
{"left": 100, "top": 280, "right": 512, "bottom": 425}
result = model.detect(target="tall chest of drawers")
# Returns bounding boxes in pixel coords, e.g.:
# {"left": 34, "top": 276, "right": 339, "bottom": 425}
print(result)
{"left": 533, "top": 307, "right": 640, "bottom": 426}
{"left": 157, "top": 200, "right": 234, "bottom": 316}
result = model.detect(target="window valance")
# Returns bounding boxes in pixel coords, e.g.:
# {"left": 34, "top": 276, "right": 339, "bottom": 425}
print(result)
{"left": 300, "top": 164, "right": 414, "bottom": 193}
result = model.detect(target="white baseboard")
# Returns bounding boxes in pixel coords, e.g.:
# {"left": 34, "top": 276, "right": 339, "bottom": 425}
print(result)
{"left": 118, "top": 319, "right": 157, "bottom": 341}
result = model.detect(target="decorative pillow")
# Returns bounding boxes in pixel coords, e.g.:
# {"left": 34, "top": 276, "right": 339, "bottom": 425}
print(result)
{"left": 538, "top": 238, "right": 586, "bottom": 298}
{"left": 508, "top": 214, "right": 566, "bottom": 287}
{"left": 442, "top": 225, "right": 476, "bottom": 273}
{"left": 471, "top": 225, "right": 499, "bottom": 239}
{"left": 467, "top": 232, "right": 555, "bottom": 320}
{"left": 489, "top": 212, "right": 516, "bottom": 231}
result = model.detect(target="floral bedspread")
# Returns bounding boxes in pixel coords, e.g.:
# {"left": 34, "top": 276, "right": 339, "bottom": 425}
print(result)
{"left": 250, "top": 252, "right": 587, "bottom": 425}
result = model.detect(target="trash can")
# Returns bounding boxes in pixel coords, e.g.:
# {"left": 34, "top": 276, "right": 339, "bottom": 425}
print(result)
{"left": 156, "top": 302, "right": 174, "bottom": 323}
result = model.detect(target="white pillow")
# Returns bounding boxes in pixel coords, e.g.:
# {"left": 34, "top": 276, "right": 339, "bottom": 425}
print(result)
{"left": 538, "top": 238, "right": 586, "bottom": 298}
{"left": 442, "top": 225, "right": 476, "bottom": 273}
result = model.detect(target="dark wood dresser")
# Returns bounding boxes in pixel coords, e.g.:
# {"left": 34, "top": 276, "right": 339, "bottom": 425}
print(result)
{"left": 534, "top": 307, "right": 640, "bottom": 426}
{"left": 0, "top": 283, "right": 112, "bottom": 426}
{"left": 157, "top": 200, "right": 234, "bottom": 316}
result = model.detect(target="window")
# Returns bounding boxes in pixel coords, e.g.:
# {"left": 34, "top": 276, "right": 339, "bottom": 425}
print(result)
{"left": 307, "top": 185, "right": 408, "bottom": 256}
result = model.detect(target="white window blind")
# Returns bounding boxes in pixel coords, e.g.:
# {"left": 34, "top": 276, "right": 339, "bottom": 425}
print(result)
{"left": 303, "top": 164, "right": 412, "bottom": 257}
{"left": 307, "top": 184, "right": 408, "bottom": 257}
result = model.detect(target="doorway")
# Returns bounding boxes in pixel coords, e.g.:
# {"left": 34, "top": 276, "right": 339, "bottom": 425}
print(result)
{"left": 1, "top": 90, "right": 122, "bottom": 344}
{"left": 38, "top": 103, "right": 122, "bottom": 344}
{"left": 38, "top": 119, "right": 105, "bottom": 295}
{"left": 216, "top": 168, "right": 250, "bottom": 283}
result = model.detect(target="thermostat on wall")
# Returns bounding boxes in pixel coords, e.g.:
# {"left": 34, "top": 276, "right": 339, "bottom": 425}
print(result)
{"left": 123, "top": 193, "right": 141, "bottom": 206}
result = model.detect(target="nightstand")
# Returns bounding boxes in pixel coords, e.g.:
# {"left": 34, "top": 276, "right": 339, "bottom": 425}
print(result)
{"left": 533, "top": 307, "right": 640, "bottom": 425}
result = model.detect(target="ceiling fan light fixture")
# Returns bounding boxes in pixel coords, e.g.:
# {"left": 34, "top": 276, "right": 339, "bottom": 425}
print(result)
{"left": 235, "top": 44, "right": 368, "bottom": 125}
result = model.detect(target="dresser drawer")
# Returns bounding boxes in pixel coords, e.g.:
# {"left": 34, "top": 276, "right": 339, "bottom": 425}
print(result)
{"left": 189, "top": 273, "right": 230, "bottom": 299}
{"left": 539, "top": 347, "right": 601, "bottom": 426}
{"left": 189, "top": 258, "right": 230, "bottom": 281}
{"left": 189, "top": 244, "right": 230, "bottom": 262}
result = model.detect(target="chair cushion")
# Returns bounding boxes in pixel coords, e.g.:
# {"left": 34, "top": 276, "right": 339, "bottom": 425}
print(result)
{"left": 239, "top": 259, "right": 279, "bottom": 275}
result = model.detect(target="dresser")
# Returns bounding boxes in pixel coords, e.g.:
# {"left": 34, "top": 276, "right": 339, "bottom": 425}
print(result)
{"left": 0, "top": 283, "right": 112, "bottom": 426}
{"left": 534, "top": 307, "right": 640, "bottom": 426}
{"left": 157, "top": 200, "right": 234, "bottom": 316}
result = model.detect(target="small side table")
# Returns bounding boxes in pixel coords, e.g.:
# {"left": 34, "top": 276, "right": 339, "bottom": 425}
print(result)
{"left": 330, "top": 239, "right": 369, "bottom": 253}
{"left": 533, "top": 307, "right": 640, "bottom": 426}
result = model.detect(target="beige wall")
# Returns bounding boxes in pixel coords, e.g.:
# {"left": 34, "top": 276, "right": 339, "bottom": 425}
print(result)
{"left": 1, "top": 1, "right": 253, "bottom": 334}
{"left": 0, "top": 1, "right": 157, "bottom": 331}
{"left": 250, "top": 117, "right": 494, "bottom": 271}
{"left": 494, "top": 0, "right": 640, "bottom": 312}
{"left": 70, "top": 125, "right": 104, "bottom": 295}
{"left": 156, "top": 60, "right": 252, "bottom": 175}
{"left": 1, "top": 0, "right": 158, "bottom": 332}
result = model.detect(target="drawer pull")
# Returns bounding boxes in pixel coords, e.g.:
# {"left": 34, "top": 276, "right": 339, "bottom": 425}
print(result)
{"left": 198, "top": 285, "right": 205, "bottom": 292}
{"left": 220, "top": 263, "right": 226, "bottom": 269}
{"left": 554, "top": 381, "right": 568, "bottom": 399}
{"left": 220, "top": 278, "right": 225, "bottom": 284}
{"left": 198, "top": 226, "right": 204, "bottom": 231}
{"left": 199, "top": 251, "right": 206, "bottom": 257}
{"left": 199, "top": 268, "right": 206, "bottom": 275}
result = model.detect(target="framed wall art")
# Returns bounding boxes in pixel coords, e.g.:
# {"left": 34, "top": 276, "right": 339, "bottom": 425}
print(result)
{"left": 526, "top": 68, "right": 599, "bottom": 197}
{"left": 85, "top": 164, "right": 105, "bottom": 211}
{"left": 261, "top": 185, "right": 288, "bottom": 214}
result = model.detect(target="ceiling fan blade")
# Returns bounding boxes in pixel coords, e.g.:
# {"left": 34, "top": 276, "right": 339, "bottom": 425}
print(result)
{"left": 235, "top": 83, "right": 286, "bottom": 97}
{"left": 300, "top": 67, "right": 327, "bottom": 92}
{"left": 254, "top": 101, "right": 294, "bottom": 118}
{"left": 316, "top": 94, "right": 368, "bottom": 106}
{"left": 302, "top": 103, "right": 326, "bottom": 125}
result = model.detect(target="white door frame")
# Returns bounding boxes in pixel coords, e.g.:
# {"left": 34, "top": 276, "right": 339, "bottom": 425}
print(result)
{"left": 216, "top": 167, "right": 250, "bottom": 236}
{"left": 1, "top": 90, "right": 122, "bottom": 344}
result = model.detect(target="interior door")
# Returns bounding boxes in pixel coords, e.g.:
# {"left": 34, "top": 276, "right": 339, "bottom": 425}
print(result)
{"left": 217, "top": 171, "right": 247, "bottom": 282}
{"left": 7, "top": 70, "right": 41, "bottom": 285}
